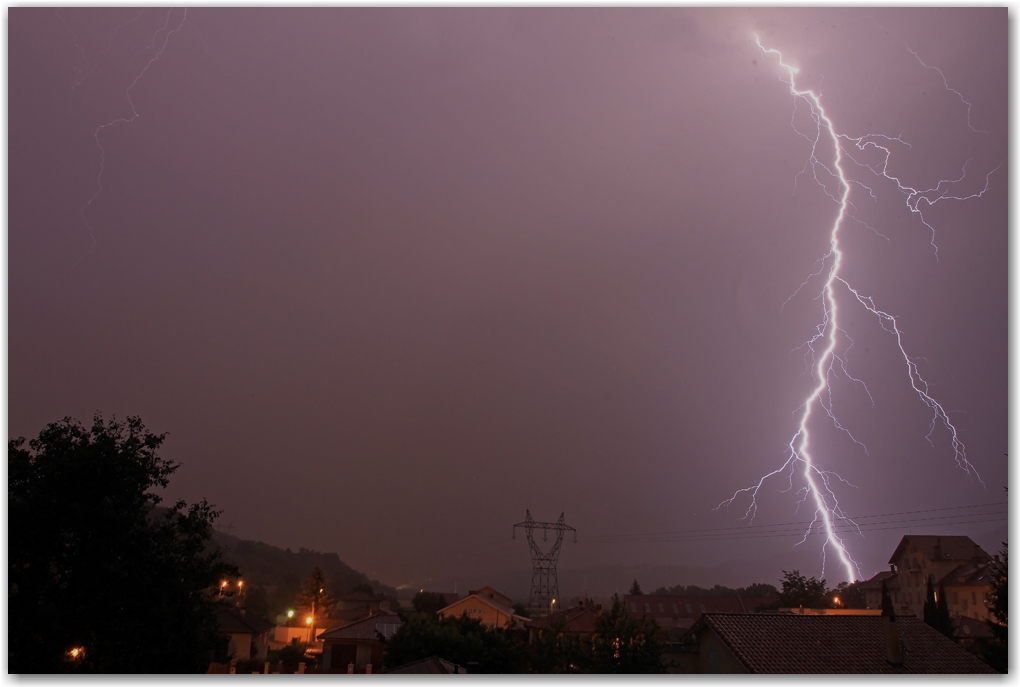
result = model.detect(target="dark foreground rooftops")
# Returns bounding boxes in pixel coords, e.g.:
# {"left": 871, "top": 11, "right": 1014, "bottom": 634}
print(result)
{"left": 685, "top": 613, "right": 995, "bottom": 673}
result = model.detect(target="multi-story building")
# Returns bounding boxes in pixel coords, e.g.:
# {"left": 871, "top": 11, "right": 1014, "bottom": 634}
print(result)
{"left": 860, "top": 535, "right": 995, "bottom": 623}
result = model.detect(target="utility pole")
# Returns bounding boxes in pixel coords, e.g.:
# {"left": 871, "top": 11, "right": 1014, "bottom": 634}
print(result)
{"left": 513, "top": 511, "right": 576, "bottom": 615}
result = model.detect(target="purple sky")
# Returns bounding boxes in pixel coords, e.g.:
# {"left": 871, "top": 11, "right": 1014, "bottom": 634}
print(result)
{"left": 9, "top": 8, "right": 1007, "bottom": 589}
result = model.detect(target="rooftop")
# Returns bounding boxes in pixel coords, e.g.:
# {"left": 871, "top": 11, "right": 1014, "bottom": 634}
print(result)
{"left": 688, "top": 613, "right": 995, "bottom": 673}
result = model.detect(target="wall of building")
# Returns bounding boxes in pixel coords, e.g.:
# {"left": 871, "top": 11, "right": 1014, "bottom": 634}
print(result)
{"left": 697, "top": 628, "right": 747, "bottom": 674}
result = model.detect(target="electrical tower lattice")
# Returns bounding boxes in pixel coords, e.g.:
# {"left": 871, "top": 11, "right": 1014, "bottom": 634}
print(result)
{"left": 513, "top": 511, "right": 576, "bottom": 614}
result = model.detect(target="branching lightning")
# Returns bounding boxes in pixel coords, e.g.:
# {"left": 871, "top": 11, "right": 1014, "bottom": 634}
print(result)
{"left": 717, "top": 35, "right": 995, "bottom": 583}
{"left": 74, "top": 8, "right": 187, "bottom": 263}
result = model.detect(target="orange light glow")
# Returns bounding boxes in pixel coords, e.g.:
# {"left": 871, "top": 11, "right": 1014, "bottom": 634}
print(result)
{"left": 306, "top": 616, "right": 313, "bottom": 625}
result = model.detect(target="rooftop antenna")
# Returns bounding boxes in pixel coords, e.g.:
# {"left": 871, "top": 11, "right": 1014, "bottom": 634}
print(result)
{"left": 513, "top": 511, "right": 577, "bottom": 615}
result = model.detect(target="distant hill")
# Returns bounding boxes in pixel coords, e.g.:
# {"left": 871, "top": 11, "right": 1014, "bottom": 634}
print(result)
{"left": 210, "top": 530, "right": 398, "bottom": 599}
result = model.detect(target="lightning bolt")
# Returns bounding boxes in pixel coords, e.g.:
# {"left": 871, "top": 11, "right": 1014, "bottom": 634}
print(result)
{"left": 718, "top": 35, "right": 994, "bottom": 583}
{"left": 74, "top": 8, "right": 187, "bottom": 264}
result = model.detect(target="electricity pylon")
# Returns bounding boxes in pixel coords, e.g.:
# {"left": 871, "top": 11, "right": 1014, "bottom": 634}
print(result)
{"left": 513, "top": 511, "right": 576, "bottom": 614}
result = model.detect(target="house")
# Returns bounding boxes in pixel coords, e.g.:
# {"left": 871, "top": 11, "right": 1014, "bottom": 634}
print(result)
{"left": 215, "top": 607, "right": 275, "bottom": 661}
{"left": 859, "top": 536, "right": 995, "bottom": 622}
{"left": 858, "top": 570, "right": 897, "bottom": 610}
{"left": 682, "top": 613, "right": 995, "bottom": 673}
{"left": 523, "top": 604, "right": 600, "bottom": 643}
{"left": 623, "top": 594, "right": 776, "bottom": 631}
{"left": 317, "top": 612, "right": 402, "bottom": 673}
{"left": 438, "top": 588, "right": 526, "bottom": 629}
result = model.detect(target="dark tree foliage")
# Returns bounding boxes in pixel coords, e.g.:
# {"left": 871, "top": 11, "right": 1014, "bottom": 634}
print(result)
{"left": 526, "top": 616, "right": 589, "bottom": 674}
{"left": 588, "top": 594, "right": 665, "bottom": 673}
{"left": 971, "top": 542, "right": 1007, "bottom": 673}
{"left": 382, "top": 613, "right": 525, "bottom": 673}
{"left": 8, "top": 415, "right": 237, "bottom": 673}
{"left": 628, "top": 579, "right": 643, "bottom": 595}
{"left": 652, "top": 582, "right": 779, "bottom": 597}
{"left": 511, "top": 602, "right": 531, "bottom": 619}
{"left": 826, "top": 580, "right": 867, "bottom": 609}
{"left": 922, "top": 576, "right": 953, "bottom": 638}
{"left": 778, "top": 569, "right": 827, "bottom": 608}
{"left": 295, "top": 566, "right": 337, "bottom": 619}
{"left": 348, "top": 582, "right": 375, "bottom": 596}
{"left": 412, "top": 591, "right": 449, "bottom": 615}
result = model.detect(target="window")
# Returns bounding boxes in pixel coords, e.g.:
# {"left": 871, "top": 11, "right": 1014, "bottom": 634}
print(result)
{"left": 644, "top": 603, "right": 650, "bottom": 613}
{"left": 708, "top": 650, "right": 720, "bottom": 674}
{"left": 953, "top": 592, "right": 958, "bottom": 605}
{"left": 672, "top": 604, "right": 678, "bottom": 614}
{"left": 700, "top": 604, "right": 706, "bottom": 613}
{"left": 658, "top": 603, "right": 665, "bottom": 613}
{"left": 686, "top": 604, "right": 692, "bottom": 614}
{"left": 631, "top": 603, "right": 637, "bottom": 613}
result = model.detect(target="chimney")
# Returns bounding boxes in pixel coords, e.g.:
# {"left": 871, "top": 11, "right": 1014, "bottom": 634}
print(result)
{"left": 880, "top": 580, "right": 902, "bottom": 666}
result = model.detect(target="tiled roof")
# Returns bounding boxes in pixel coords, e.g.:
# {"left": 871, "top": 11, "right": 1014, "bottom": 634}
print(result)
{"left": 890, "top": 536, "right": 990, "bottom": 565}
{"left": 318, "top": 613, "right": 402, "bottom": 642}
{"left": 467, "top": 586, "right": 513, "bottom": 607}
{"left": 383, "top": 656, "right": 466, "bottom": 674}
{"left": 939, "top": 561, "right": 994, "bottom": 588}
{"left": 524, "top": 606, "right": 599, "bottom": 633}
{"left": 216, "top": 607, "right": 276, "bottom": 636}
{"left": 692, "top": 613, "right": 995, "bottom": 673}
{"left": 440, "top": 593, "right": 516, "bottom": 619}
{"left": 857, "top": 571, "right": 896, "bottom": 591}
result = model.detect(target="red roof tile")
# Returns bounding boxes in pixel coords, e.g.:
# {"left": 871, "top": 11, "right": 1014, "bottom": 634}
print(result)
{"left": 318, "top": 613, "right": 402, "bottom": 642}
{"left": 691, "top": 613, "right": 995, "bottom": 673}
{"left": 890, "top": 536, "right": 990, "bottom": 565}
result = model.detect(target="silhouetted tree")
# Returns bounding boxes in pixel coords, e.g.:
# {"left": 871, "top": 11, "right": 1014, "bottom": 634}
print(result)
{"left": 8, "top": 414, "right": 236, "bottom": 673}
{"left": 923, "top": 576, "right": 953, "bottom": 638}
{"left": 527, "top": 615, "right": 589, "bottom": 673}
{"left": 778, "top": 569, "right": 827, "bottom": 608}
{"left": 972, "top": 542, "right": 1007, "bottom": 673}
{"left": 412, "top": 591, "right": 448, "bottom": 615}
{"left": 826, "top": 580, "right": 866, "bottom": 608}
{"left": 295, "top": 566, "right": 336, "bottom": 619}
{"left": 588, "top": 594, "right": 665, "bottom": 673}
{"left": 382, "top": 613, "right": 525, "bottom": 673}
{"left": 628, "top": 579, "right": 643, "bottom": 595}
